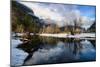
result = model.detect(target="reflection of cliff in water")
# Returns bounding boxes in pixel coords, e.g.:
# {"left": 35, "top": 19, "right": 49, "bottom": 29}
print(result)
{"left": 16, "top": 35, "right": 96, "bottom": 65}
{"left": 88, "top": 40, "right": 96, "bottom": 48}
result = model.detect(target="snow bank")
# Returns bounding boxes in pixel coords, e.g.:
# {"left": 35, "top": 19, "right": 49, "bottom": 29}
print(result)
{"left": 39, "top": 33, "right": 68, "bottom": 38}
{"left": 39, "top": 33, "right": 95, "bottom": 39}
{"left": 12, "top": 33, "right": 34, "bottom": 37}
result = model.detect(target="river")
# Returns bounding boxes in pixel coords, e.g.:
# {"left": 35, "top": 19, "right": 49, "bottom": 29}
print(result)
{"left": 11, "top": 35, "right": 96, "bottom": 66}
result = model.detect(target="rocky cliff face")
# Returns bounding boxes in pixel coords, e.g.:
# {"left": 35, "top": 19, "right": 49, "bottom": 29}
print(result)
{"left": 88, "top": 22, "right": 96, "bottom": 32}
{"left": 12, "top": 1, "right": 41, "bottom": 33}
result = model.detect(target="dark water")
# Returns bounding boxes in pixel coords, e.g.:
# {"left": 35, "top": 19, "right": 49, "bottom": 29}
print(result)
{"left": 11, "top": 35, "right": 96, "bottom": 66}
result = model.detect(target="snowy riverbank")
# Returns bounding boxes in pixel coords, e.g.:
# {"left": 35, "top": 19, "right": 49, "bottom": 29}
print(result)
{"left": 12, "top": 33, "right": 95, "bottom": 40}
{"left": 39, "top": 33, "right": 95, "bottom": 39}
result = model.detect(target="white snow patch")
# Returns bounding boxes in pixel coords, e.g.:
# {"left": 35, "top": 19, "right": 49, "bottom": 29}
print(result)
{"left": 39, "top": 33, "right": 95, "bottom": 39}
{"left": 11, "top": 39, "right": 28, "bottom": 66}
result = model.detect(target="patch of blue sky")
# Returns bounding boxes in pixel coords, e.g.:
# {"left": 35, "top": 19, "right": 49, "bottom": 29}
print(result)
{"left": 77, "top": 5, "right": 96, "bottom": 20}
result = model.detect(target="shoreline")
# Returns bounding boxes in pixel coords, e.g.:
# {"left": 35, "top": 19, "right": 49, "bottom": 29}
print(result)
{"left": 12, "top": 33, "right": 95, "bottom": 40}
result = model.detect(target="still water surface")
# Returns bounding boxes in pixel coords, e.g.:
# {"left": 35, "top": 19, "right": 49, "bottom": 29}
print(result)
{"left": 11, "top": 35, "right": 96, "bottom": 66}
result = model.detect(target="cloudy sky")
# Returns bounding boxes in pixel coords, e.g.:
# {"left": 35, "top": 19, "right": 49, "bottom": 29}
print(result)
{"left": 19, "top": 1, "right": 96, "bottom": 29}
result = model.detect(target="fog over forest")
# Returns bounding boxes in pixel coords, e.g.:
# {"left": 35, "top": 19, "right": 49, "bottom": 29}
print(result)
{"left": 20, "top": 2, "right": 95, "bottom": 29}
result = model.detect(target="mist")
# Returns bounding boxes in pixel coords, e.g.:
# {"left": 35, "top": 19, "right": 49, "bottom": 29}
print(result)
{"left": 19, "top": 2, "right": 95, "bottom": 29}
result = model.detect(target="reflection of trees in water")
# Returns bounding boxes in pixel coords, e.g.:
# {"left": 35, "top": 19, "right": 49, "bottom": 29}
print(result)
{"left": 16, "top": 36, "right": 95, "bottom": 65}
{"left": 39, "top": 36, "right": 58, "bottom": 45}
{"left": 72, "top": 39, "right": 83, "bottom": 56}
{"left": 63, "top": 38, "right": 83, "bottom": 56}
